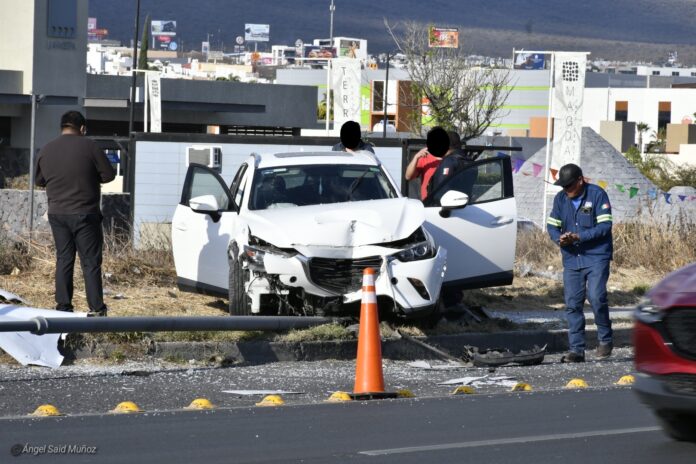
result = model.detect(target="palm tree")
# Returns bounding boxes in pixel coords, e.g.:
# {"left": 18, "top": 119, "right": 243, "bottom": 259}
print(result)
{"left": 636, "top": 122, "right": 650, "bottom": 155}
{"left": 646, "top": 128, "right": 666, "bottom": 154}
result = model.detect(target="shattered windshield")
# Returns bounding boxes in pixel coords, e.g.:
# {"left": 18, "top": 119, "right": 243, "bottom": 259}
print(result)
{"left": 248, "top": 164, "right": 398, "bottom": 210}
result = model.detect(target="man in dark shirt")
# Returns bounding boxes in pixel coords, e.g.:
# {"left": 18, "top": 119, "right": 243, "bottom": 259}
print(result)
{"left": 332, "top": 120, "right": 375, "bottom": 154}
{"left": 35, "top": 111, "right": 116, "bottom": 316}
{"left": 428, "top": 131, "right": 478, "bottom": 197}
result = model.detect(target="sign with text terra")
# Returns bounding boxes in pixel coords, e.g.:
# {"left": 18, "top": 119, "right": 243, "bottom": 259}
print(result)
{"left": 244, "top": 24, "right": 270, "bottom": 42}
{"left": 332, "top": 58, "right": 362, "bottom": 125}
{"left": 428, "top": 26, "right": 459, "bottom": 48}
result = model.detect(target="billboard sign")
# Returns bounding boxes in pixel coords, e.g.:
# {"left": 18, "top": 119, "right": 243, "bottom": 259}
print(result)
{"left": 428, "top": 26, "right": 459, "bottom": 48}
{"left": 202, "top": 41, "right": 210, "bottom": 55}
{"left": 338, "top": 39, "right": 360, "bottom": 58}
{"left": 88, "top": 17, "right": 97, "bottom": 31}
{"left": 304, "top": 46, "right": 335, "bottom": 61}
{"left": 151, "top": 20, "right": 177, "bottom": 36}
{"left": 244, "top": 24, "right": 269, "bottom": 42}
{"left": 514, "top": 53, "right": 546, "bottom": 70}
{"left": 153, "top": 34, "right": 179, "bottom": 51}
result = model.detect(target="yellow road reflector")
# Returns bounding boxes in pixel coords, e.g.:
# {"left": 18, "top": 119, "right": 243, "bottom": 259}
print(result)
{"left": 451, "top": 385, "right": 475, "bottom": 395}
{"left": 396, "top": 389, "right": 416, "bottom": 398}
{"left": 326, "top": 391, "right": 353, "bottom": 402}
{"left": 186, "top": 398, "right": 215, "bottom": 410}
{"left": 566, "top": 378, "right": 588, "bottom": 389}
{"left": 111, "top": 401, "right": 142, "bottom": 414}
{"left": 510, "top": 382, "right": 533, "bottom": 392}
{"left": 256, "top": 395, "right": 285, "bottom": 407}
{"left": 31, "top": 404, "right": 62, "bottom": 417}
{"left": 615, "top": 375, "right": 635, "bottom": 386}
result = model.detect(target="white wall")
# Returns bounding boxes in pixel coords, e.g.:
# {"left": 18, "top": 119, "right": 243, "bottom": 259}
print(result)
{"left": 583, "top": 88, "right": 696, "bottom": 143}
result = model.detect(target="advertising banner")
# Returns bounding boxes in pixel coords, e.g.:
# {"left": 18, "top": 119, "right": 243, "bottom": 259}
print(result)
{"left": 338, "top": 39, "right": 360, "bottom": 58}
{"left": 303, "top": 46, "right": 335, "bottom": 65}
{"left": 147, "top": 73, "right": 162, "bottom": 133}
{"left": 153, "top": 35, "right": 179, "bottom": 51}
{"left": 202, "top": 41, "right": 210, "bottom": 54}
{"left": 331, "top": 58, "right": 362, "bottom": 125}
{"left": 244, "top": 24, "right": 270, "bottom": 42}
{"left": 514, "top": 53, "right": 546, "bottom": 70}
{"left": 428, "top": 26, "right": 459, "bottom": 48}
{"left": 151, "top": 20, "right": 176, "bottom": 35}
{"left": 551, "top": 52, "right": 587, "bottom": 169}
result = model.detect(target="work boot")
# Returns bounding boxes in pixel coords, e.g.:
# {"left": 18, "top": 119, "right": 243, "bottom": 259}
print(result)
{"left": 55, "top": 304, "right": 74, "bottom": 313}
{"left": 596, "top": 342, "right": 613, "bottom": 359}
{"left": 561, "top": 351, "right": 585, "bottom": 363}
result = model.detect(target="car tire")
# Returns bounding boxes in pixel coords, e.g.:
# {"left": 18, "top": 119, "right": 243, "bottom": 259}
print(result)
{"left": 656, "top": 411, "right": 696, "bottom": 442}
{"left": 228, "top": 252, "right": 251, "bottom": 316}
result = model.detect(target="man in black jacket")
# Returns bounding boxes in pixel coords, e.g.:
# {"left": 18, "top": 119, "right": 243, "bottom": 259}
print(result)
{"left": 35, "top": 111, "right": 116, "bottom": 316}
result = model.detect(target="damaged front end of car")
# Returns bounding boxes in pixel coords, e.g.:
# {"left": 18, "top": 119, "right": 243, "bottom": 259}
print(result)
{"left": 237, "top": 226, "right": 447, "bottom": 318}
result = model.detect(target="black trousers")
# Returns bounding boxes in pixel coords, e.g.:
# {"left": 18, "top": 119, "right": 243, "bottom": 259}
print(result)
{"left": 48, "top": 213, "right": 107, "bottom": 312}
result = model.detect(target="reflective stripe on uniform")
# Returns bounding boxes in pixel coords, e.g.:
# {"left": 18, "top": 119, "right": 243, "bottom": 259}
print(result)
{"left": 547, "top": 217, "right": 562, "bottom": 227}
{"left": 596, "top": 214, "right": 613, "bottom": 223}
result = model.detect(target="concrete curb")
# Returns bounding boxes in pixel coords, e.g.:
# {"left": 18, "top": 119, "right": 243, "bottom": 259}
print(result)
{"left": 69, "top": 327, "right": 632, "bottom": 365}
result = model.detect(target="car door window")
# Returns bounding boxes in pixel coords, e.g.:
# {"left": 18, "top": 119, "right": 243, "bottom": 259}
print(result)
{"left": 229, "top": 163, "right": 248, "bottom": 211}
{"left": 182, "top": 164, "right": 232, "bottom": 210}
{"left": 426, "top": 158, "right": 511, "bottom": 207}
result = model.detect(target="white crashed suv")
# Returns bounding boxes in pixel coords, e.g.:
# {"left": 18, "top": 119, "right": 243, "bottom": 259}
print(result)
{"left": 172, "top": 150, "right": 516, "bottom": 318}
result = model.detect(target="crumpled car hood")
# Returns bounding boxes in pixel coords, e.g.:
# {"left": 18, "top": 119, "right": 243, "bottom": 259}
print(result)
{"left": 244, "top": 197, "right": 424, "bottom": 248}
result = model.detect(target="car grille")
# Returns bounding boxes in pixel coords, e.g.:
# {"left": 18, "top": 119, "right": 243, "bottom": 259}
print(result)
{"left": 663, "top": 308, "right": 696, "bottom": 358}
{"left": 308, "top": 256, "right": 382, "bottom": 294}
{"left": 664, "top": 374, "right": 696, "bottom": 396}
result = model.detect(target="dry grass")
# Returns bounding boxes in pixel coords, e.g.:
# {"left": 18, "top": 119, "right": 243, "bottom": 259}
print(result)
{"left": 1, "top": 222, "right": 694, "bottom": 346}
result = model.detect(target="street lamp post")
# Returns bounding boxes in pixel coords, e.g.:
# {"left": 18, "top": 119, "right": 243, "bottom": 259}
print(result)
{"left": 329, "top": 0, "right": 335, "bottom": 44}
{"left": 128, "top": 0, "right": 141, "bottom": 137}
{"left": 383, "top": 52, "right": 390, "bottom": 138}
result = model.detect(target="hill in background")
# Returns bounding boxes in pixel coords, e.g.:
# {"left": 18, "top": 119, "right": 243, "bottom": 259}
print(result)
{"left": 90, "top": 0, "right": 696, "bottom": 64}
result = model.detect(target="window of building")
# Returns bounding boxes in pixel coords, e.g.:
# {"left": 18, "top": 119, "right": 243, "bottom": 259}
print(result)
{"left": 614, "top": 101, "right": 628, "bottom": 122}
{"left": 672, "top": 71, "right": 679, "bottom": 76}
{"left": 652, "top": 70, "right": 660, "bottom": 76}
{"left": 372, "top": 81, "right": 384, "bottom": 112}
{"left": 691, "top": 72, "right": 696, "bottom": 77}
{"left": 658, "top": 102, "right": 671, "bottom": 131}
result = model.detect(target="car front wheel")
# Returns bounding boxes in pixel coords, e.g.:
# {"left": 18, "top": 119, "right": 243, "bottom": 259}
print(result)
{"left": 656, "top": 411, "right": 696, "bottom": 442}
{"left": 228, "top": 252, "right": 251, "bottom": 316}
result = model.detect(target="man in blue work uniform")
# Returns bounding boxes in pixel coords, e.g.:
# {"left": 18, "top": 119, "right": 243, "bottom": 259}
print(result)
{"left": 547, "top": 163, "right": 613, "bottom": 362}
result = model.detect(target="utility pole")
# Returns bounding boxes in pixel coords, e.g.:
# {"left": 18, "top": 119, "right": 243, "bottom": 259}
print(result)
{"left": 383, "top": 53, "right": 390, "bottom": 138}
{"left": 329, "top": 0, "right": 335, "bottom": 44}
{"left": 128, "top": 0, "right": 141, "bottom": 136}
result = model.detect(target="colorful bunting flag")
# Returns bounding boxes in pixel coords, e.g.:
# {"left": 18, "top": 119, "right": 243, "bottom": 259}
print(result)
{"left": 678, "top": 195, "right": 687, "bottom": 202}
{"left": 615, "top": 184, "right": 625, "bottom": 193}
{"left": 647, "top": 188, "right": 657, "bottom": 200}
{"left": 663, "top": 193, "right": 672, "bottom": 204}
{"left": 629, "top": 187, "right": 639, "bottom": 199}
{"left": 496, "top": 152, "right": 507, "bottom": 158}
{"left": 532, "top": 163, "right": 543, "bottom": 177}
{"left": 513, "top": 158, "right": 525, "bottom": 173}
{"left": 522, "top": 172, "right": 531, "bottom": 176}
{"left": 598, "top": 180, "right": 608, "bottom": 190}
{"left": 550, "top": 168, "right": 558, "bottom": 181}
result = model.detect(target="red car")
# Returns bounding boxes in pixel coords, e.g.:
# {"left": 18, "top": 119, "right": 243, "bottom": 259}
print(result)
{"left": 634, "top": 262, "right": 696, "bottom": 442}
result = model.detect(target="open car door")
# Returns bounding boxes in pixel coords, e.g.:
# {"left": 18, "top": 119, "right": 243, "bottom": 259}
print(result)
{"left": 423, "top": 155, "right": 516, "bottom": 292}
{"left": 171, "top": 164, "right": 238, "bottom": 296}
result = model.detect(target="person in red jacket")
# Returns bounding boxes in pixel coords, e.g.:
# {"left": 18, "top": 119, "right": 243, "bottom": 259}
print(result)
{"left": 405, "top": 126, "right": 448, "bottom": 199}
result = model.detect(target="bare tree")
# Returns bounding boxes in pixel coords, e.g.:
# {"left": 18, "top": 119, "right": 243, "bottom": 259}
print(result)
{"left": 386, "top": 20, "right": 512, "bottom": 141}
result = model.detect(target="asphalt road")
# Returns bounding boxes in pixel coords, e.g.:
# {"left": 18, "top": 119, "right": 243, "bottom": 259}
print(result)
{"left": 1, "top": 389, "right": 694, "bottom": 463}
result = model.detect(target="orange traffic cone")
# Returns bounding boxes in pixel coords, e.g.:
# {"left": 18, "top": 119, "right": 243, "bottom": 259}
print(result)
{"left": 352, "top": 268, "right": 397, "bottom": 400}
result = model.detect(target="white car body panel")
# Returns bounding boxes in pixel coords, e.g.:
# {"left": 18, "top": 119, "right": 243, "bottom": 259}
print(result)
{"left": 424, "top": 196, "right": 517, "bottom": 285}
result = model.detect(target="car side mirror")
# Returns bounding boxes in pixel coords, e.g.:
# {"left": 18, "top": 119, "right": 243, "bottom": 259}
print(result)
{"left": 439, "top": 190, "right": 469, "bottom": 217}
{"left": 189, "top": 194, "right": 219, "bottom": 213}
{"left": 440, "top": 190, "right": 469, "bottom": 209}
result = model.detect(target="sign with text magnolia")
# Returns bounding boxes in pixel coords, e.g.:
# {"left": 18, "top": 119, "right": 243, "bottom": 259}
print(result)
{"left": 331, "top": 58, "right": 362, "bottom": 125}
{"left": 551, "top": 52, "right": 587, "bottom": 170}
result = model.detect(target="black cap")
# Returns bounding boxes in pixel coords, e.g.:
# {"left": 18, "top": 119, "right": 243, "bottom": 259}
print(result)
{"left": 554, "top": 163, "right": 583, "bottom": 187}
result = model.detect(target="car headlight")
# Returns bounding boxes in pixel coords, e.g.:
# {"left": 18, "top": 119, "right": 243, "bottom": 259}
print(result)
{"left": 636, "top": 296, "right": 660, "bottom": 315}
{"left": 394, "top": 229, "right": 437, "bottom": 262}
{"left": 243, "top": 245, "right": 266, "bottom": 269}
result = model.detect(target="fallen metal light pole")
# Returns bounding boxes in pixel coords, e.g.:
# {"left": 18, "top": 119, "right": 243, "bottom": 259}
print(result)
{"left": 0, "top": 316, "right": 335, "bottom": 335}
